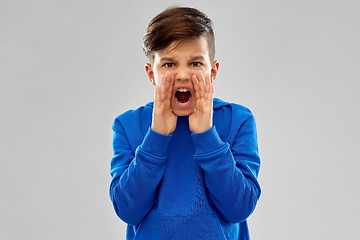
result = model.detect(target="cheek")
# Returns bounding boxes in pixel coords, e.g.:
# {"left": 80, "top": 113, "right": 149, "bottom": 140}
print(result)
{"left": 153, "top": 69, "right": 166, "bottom": 85}
{"left": 203, "top": 66, "right": 212, "bottom": 75}
{"left": 154, "top": 70, "right": 174, "bottom": 85}
{"left": 153, "top": 73, "right": 162, "bottom": 85}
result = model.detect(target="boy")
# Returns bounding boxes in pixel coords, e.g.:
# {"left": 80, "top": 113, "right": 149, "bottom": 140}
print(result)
{"left": 110, "top": 7, "right": 261, "bottom": 240}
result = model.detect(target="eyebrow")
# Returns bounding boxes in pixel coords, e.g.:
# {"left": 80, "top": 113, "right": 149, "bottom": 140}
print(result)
{"left": 159, "top": 55, "right": 206, "bottom": 62}
{"left": 189, "top": 56, "right": 205, "bottom": 61}
{"left": 159, "top": 57, "right": 175, "bottom": 62}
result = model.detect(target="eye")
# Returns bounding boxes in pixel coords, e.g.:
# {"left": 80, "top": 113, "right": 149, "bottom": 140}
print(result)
{"left": 191, "top": 62, "right": 202, "bottom": 67}
{"left": 164, "top": 63, "right": 175, "bottom": 68}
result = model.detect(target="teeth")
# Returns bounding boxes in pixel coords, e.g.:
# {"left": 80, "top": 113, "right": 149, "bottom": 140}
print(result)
{"left": 177, "top": 88, "right": 189, "bottom": 92}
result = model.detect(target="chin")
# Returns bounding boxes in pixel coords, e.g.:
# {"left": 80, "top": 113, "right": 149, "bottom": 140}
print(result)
{"left": 171, "top": 95, "right": 196, "bottom": 117}
{"left": 172, "top": 108, "right": 195, "bottom": 117}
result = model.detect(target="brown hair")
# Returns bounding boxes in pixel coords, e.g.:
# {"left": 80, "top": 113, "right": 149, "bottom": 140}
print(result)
{"left": 143, "top": 7, "right": 215, "bottom": 63}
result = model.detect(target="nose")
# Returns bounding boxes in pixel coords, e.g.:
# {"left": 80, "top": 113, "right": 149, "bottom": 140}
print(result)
{"left": 174, "top": 66, "right": 193, "bottom": 82}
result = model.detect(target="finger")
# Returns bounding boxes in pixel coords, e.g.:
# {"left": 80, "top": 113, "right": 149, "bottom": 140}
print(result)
{"left": 206, "top": 83, "right": 214, "bottom": 101}
{"left": 192, "top": 74, "right": 201, "bottom": 100}
{"left": 154, "top": 85, "right": 161, "bottom": 108}
{"left": 196, "top": 71, "right": 205, "bottom": 99}
{"left": 167, "top": 74, "right": 174, "bottom": 101}
{"left": 204, "top": 73, "right": 213, "bottom": 100}
{"left": 164, "top": 73, "right": 173, "bottom": 102}
{"left": 164, "top": 72, "right": 170, "bottom": 92}
{"left": 196, "top": 71, "right": 205, "bottom": 86}
{"left": 163, "top": 72, "right": 169, "bottom": 97}
{"left": 159, "top": 74, "right": 166, "bottom": 102}
{"left": 204, "top": 73, "right": 211, "bottom": 85}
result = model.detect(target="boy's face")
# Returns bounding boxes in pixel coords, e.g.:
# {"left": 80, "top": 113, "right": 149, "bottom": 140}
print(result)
{"left": 145, "top": 36, "right": 219, "bottom": 117}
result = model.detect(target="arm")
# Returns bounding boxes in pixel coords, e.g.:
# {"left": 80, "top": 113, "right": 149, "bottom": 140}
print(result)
{"left": 109, "top": 120, "right": 172, "bottom": 226}
{"left": 191, "top": 114, "right": 261, "bottom": 223}
{"left": 110, "top": 72, "right": 176, "bottom": 225}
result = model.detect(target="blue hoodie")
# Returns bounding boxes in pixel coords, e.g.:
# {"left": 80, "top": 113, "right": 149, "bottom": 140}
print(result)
{"left": 110, "top": 98, "right": 261, "bottom": 240}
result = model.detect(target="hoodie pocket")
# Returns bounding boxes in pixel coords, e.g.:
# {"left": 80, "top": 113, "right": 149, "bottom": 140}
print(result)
{"left": 134, "top": 214, "right": 227, "bottom": 240}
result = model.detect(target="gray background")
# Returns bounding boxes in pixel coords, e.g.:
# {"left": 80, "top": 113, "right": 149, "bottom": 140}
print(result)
{"left": 1, "top": 0, "right": 359, "bottom": 239}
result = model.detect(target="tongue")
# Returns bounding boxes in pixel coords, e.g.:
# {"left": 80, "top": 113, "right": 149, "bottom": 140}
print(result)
{"left": 175, "top": 91, "right": 191, "bottom": 103}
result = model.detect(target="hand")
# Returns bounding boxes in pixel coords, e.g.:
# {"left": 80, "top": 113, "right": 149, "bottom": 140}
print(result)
{"left": 189, "top": 71, "right": 214, "bottom": 133}
{"left": 151, "top": 72, "right": 177, "bottom": 135}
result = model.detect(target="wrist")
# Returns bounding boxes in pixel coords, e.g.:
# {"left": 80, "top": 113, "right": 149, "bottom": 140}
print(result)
{"left": 141, "top": 128, "right": 173, "bottom": 157}
{"left": 191, "top": 124, "right": 212, "bottom": 133}
{"left": 151, "top": 125, "right": 173, "bottom": 135}
{"left": 191, "top": 126, "right": 224, "bottom": 155}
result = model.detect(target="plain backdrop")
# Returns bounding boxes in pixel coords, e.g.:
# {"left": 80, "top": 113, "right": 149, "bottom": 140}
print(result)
{"left": 1, "top": 0, "right": 359, "bottom": 239}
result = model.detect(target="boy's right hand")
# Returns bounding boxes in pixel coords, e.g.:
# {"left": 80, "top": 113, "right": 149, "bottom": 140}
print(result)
{"left": 151, "top": 72, "right": 177, "bottom": 135}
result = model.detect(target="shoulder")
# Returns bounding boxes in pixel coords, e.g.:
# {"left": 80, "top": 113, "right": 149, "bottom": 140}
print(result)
{"left": 113, "top": 102, "right": 153, "bottom": 132}
{"left": 213, "top": 98, "right": 254, "bottom": 121}
{"left": 213, "top": 98, "right": 256, "bottom": 142}
{"left": 112, "top": 102, "right": 154, "bottom": 149}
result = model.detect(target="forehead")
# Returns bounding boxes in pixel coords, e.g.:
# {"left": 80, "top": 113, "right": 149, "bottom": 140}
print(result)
{"left": 154, "top": 36, "right": 210, "bottom": 61}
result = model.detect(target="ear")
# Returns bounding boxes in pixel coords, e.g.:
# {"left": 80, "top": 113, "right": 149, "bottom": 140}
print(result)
{"left": 210, "top": 60, "right": 220, "bottom": 82}
{"left": 145, "top": 63, "right": 156, "bottom": 86}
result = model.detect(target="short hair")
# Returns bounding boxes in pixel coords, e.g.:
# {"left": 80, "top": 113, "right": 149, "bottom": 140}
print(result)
{"left": 143, "top": 7, "right": 215, "bottom": 63}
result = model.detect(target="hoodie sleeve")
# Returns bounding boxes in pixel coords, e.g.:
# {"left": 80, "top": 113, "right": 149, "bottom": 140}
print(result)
{"left": 191, "top": 112, "right": 261, "bottom": 223}
{"left": 109, "top": 118, "right": 172, "bottom": 226}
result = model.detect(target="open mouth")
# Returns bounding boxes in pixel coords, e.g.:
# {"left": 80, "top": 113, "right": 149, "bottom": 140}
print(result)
{"left": 175, "top": 88, "right": 192, "bottom": 105}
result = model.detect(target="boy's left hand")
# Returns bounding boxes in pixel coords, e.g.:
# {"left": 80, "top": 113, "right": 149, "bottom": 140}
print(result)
{"left": 189, "top": 71, "right": 214, "bottom": 133}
